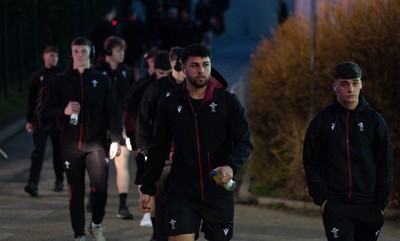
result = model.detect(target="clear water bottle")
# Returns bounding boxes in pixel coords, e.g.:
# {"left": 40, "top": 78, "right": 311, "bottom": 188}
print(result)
{"left": 211, "top": 170, "right": 236, "bottom": 191}
{"left": 70, "top": 113, "right": 79, "bottom": 125}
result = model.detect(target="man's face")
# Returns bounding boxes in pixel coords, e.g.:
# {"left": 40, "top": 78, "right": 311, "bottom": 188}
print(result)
{"left": 43, "top": 51, "right": 59, "bottom": 67}
{"left": 333, "top": 78, "right": 362, "bottom": 108}
{"left": 71, "top": 45, "right": 91, "bottom": 67}
{"left": 184, "top": 56, "right": 211, "bottom": 89}
{"left": 110, "top": 46, "right": 125, "bottom": 64}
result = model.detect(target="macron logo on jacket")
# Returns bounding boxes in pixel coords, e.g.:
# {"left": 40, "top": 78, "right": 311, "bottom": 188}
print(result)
{"left": 177, "top": 106, "right": 183, "bottom": 113}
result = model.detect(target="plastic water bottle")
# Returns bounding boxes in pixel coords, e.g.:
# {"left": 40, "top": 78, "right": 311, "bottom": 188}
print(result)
{"left": 211, "top": 170, "right": 236, "bottom": 191}
{"left": 70, "top": 113, "right": 79, "bottom": 125}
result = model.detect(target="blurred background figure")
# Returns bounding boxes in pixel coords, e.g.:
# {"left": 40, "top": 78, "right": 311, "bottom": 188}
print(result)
{"left": 121, "top": 7, "right": 148, "bottom": 82}
{"left": 89, "top": 4, "right": 120, "bottom": 63}
{"left": 94, "top": 35, "right": 135, "bottom": 221}
{"left": 24, "top": 45, "right": 65, "bottom": 197}
{"left": 195, "top": 0, "right": 230, "bottom": 44}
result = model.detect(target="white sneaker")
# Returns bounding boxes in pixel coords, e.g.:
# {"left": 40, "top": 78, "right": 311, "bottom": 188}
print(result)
{"left": 140, "top": 212, "right": 152, "bottom": 227}
{"left": 75, "top": 236, "right": 85, "bottom": 241}
{"left": 89, "top": 222, "right": 106, "bottom": 241}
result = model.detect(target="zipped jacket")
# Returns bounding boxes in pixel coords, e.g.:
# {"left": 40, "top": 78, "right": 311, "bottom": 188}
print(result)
{"left": 135, "top": 72, "right": 181, "bottom": 156}
{"left": 141, "top": 71, "right": 253, "bottom": 200}
{"left": 26, "top": 66, "right": 64, "bottom": 124}
{"left": 43, "top": 67, "right": 122, "bottom": 150}
{"left": 303, "top": 96, "right": 393, "bottom": 210}
{"left": 94, "top": 62, "right": 133, "bottom": 111}
{"left": 123, "top": 73, "right": 157, "bottom": 149}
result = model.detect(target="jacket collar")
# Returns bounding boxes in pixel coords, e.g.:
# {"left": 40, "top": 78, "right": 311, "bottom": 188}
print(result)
{"left": 333, "top": 94, "right": 369, "bottom": 113}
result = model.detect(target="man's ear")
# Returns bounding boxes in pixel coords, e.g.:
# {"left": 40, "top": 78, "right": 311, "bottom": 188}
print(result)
{"left": 332, "top": 83, "right": 337, "bottom": 92}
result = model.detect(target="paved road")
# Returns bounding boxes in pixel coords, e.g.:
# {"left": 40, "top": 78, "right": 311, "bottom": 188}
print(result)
{"left": 1, "top": 130, "right": 399, "bottom": 241}
{"left": 1, "top": 16, "right": 399, "bottom": 241}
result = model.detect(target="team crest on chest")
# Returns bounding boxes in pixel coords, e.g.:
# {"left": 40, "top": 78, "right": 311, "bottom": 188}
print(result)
{"left": 358, "top": 122, "right": 364, "bottom": 132}
{"left": 209, "top": 102, "right": 217, "bottom": 112}
{"left": 92, "top": 79, "right": 98, "bottom": 87}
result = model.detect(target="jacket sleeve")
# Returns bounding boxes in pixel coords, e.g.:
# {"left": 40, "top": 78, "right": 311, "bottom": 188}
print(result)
{"left": 303, "top": 114, "right": 328, "bottom": 206}
{"left": 135, "top": 82, "right": 159, "bottom": 156}
{"left": 26, "top": 72, "right": 39, "bottom": 123}
{"left": 105, "top": 76, "right": 123, "bottom": 143}
{"left": 140, "top": 100, "right": 171, "bottom": 196}
{"left": 226, "top": 93, "right": 253, "bottom": 175}
{"left": 43, "top": 76, "right": 67, "bottom": 121}
{"left": 373, "top": 112, "right": 393, "bottom": 210}
{"left": 122, "top": 82, "right": 144, "bottom": 149}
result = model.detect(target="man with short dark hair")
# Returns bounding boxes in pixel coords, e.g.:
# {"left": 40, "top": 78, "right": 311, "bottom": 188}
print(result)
{"left": 44, "top": 36, "right": 122, "bottom": 241}
{"left": 138, "top": 43, "right": 253, "bottom": 241}
{"left": 24, "top": 45, "right": 64, "bottom": 197}
{"left": 303, "top": 61, "right": 393, "bottom": 241}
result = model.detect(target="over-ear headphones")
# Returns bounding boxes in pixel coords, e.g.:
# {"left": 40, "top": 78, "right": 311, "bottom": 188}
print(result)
{"left": 173, "top": 47, "right": 183, "bottom": 72}
{"left": 89, "top": 44, "right": 95, "bottom": 59}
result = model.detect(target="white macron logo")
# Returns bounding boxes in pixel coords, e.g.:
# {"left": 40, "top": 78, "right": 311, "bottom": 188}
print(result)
{"left": 331, "top": 123, "right": 336, "bottom": 130}
{"left": 65, "top": 161, "right": 70, "bottom": 169}
{"left": 223, "top": 228, "right": 229, "bottom": 236}
{"left": 177, "top": 106, "right": 182, "bottom": 113}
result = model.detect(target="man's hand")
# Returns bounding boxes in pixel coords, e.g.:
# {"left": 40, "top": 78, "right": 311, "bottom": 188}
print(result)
{"left": 109, "top": 142, "right": 121, "bottom": 159}
{"left": 138, "top": 193, "right": 152, "bottom": 213}
{"left": 64, "top": 101, "right": 80, "bottom": 115}
{"left": 25, "top": 122, "right": 33, "bottom": 133}
{"left": 125, "top": 137, "right": 133, "bottom": 151}
{"left": 212, "top": 165, "right": 233, "bottom": 186}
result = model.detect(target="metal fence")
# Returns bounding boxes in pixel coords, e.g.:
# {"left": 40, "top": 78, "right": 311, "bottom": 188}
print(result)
{"left": 0, "top": 0, "right": 126, "bottom": 100}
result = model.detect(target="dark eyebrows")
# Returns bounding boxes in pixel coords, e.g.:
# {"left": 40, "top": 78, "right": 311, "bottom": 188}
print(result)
{"left": 190, "top": 60, "right": 210, "bottom": 66}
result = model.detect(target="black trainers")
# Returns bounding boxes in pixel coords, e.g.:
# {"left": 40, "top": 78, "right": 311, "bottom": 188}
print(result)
{"left": 54, "top": 181, "right": 63, "bottom": 192}
{"left": 116, "top": 206, "right": 133, "bottom": 220}
{"left": 24, "top": 183, "right": 38, "bottom": 197}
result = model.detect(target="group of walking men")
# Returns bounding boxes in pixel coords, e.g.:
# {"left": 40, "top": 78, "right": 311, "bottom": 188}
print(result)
{"left": 23, "top": 14, "right": 393, "bottom": 241}
{"left": 24, "top": 34, "right": 253, "bottom": 241}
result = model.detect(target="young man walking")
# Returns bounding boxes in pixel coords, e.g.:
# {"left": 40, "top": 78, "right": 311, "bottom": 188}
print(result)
{"left": 94, "top": 35, "right": 134, "bottom": 220}
{"left": 24, "top": 45, "right": 65, "bottom": 196}
{"left": 303, "top": 61, "right": 393, "bottom": 241}
{"left": 44, "top": 37, "right": 122, "bottom": 241}
{"left": 138, "top": 43, "right": 253, "bottom": 241}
